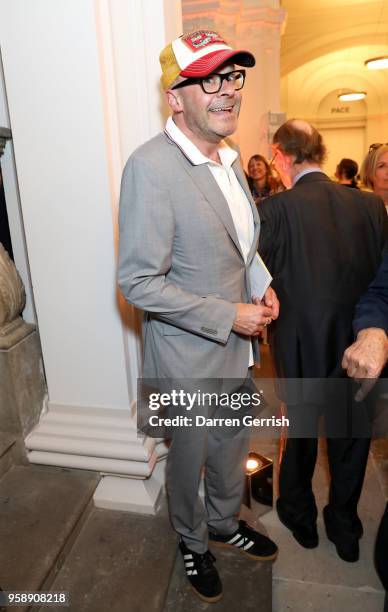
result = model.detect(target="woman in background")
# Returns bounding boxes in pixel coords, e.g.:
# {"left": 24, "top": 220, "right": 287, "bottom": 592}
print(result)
{"left": 335, "top": 158, "right": 359, "bottom": 188}
{"left": 247, "top": 154, "right": 281, "bottom": 205}
{"left": 361, "top": 143, "right": 388, "bottom": 212}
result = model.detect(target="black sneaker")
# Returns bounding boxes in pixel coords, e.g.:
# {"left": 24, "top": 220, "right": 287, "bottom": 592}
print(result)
{"left": 179, "top": 541, "right": 223, "bottom": 603}
{"left": 209, "top": 520, "right": 278, "bottom": 561}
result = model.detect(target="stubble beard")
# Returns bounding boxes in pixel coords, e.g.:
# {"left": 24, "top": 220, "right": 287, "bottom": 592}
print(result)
{"left": 202, "top": 99, "right": 241, "bottom": 142}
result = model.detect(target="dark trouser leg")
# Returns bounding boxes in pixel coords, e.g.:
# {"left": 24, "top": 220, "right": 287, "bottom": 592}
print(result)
{"left": 326, "top": 437, "right": 370, "bottom": 537}
{"left": 375, "top": 502, "right": 388, "bottom": 593}
{"left": 278, "top": 436, "right": 318, "bottom": 525}
{"left": 277, "top": 403, "right": 319, "bottom": 525}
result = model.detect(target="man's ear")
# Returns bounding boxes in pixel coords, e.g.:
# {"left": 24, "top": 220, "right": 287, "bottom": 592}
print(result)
{"left": 275, "top": 149, "right": 287, "bottom": 171}
{"left": 279, "top": 151, "right": 293, "bottom": 172}
{"left": 166, "top": 90, "right": 183, "bottom": 113}
{"left": 275, "top": 149, "right": 293, "bottom": 188}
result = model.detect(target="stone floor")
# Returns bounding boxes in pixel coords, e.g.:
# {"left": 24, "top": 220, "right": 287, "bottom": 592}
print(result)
{"left": 0, "top": 440, "right": 388, "bottom": 612}
{"left": 250, "top": 346, "right": 388, "bottom": 612}
{"left": 254, "top": 439, "right": 387, "bottom": 612}
{"left": 0, "top": 342, "right": 387, "bottom": 612}
{"left": 0, "top": 438, "right": 386, "bottom": 612}
{"left": 0, "top": 459, "right": 272, "bottom": 612}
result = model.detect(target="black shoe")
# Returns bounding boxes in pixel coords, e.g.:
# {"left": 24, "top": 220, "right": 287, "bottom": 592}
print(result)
{"left": 179, "top": 541, "right": 223, "bottom": 603}
{"left": 209, "top": 520, "right": 278, "bottom": 561}
{"left": 276, "top": 499, "right": 319, "bottom": 549}
{"left": 0, "top": 588, "right": 6, "bottom": 612}
{"left": 323, "top": 506, "right": 359, "bottom": 563}
{"left": 353, "top": 515, "right": 363, "bottom": 539}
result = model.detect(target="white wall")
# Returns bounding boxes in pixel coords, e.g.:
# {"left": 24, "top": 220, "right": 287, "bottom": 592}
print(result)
{"left": 320, "top": 127, "right": 366, "bottom": 178}
{"left": 0, "top": 0, "right": 181, "bottom": 412}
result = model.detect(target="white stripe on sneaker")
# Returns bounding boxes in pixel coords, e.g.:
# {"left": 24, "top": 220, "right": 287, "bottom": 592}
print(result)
{"left": 234, "top": 537, "right": 246, "bottom": 547}
{"left": 183, "top": 554, "right": 192, "bottom": 560}
{"left": 228, "top": 533, "right": 243, "bottom": 545}
{"left": 243, "top": 540, "right": 254, "bottom": 550}
{"left": 185, "top": 562, "right": 194, "bottom": 567}
{"left": 187, "top": 570, "right": 198, "bottom": 576}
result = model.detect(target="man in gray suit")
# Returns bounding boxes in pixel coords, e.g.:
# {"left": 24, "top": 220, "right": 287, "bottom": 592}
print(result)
{"left": 118, "top": 30, "right": 278, "bottom": 603}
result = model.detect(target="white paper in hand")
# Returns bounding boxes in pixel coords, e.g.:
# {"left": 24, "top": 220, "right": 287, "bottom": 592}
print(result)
{"left": 250, "top": 253, "right": 272, "bottom": 300}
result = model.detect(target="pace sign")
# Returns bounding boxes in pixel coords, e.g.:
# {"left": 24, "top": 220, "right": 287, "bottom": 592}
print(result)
{"left": 331, "top": 107, "right": 350, "bottom": 113}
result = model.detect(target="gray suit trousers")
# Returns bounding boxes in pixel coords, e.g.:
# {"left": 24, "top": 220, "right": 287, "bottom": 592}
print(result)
{"left": 166, "top": 420, "right": 249, "bottom": 553}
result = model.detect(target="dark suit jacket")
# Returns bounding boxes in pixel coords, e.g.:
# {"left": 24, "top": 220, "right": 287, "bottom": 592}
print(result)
{"left": 259, "top": 172, "right": 387, "bottom": 380}
{"left": 353, "top": 251, "right": 388, "bottom": 335}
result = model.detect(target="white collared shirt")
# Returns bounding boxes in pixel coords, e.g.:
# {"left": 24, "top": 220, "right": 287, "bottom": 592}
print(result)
{"left": 165, "top": 116, "right": 255, "bottom": 365}
{"left": 165, "top": 117, "right": 254, "bottom": 261}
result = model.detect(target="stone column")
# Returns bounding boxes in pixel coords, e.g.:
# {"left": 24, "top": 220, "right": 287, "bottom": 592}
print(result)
{"left": 0, "top": 242, "right": 31, "bottom": 350}
{"left": 0, "top": 133, "right": 46, "bottom": 475}
{"left": 0, "top": 241, "right": 45, "bottom": 440}
{"left": 0, "top": 127, "right": 29, "bottom": 350}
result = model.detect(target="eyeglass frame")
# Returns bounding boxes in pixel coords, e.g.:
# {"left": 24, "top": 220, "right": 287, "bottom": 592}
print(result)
{"left": 269, "top": 146, "right": 282, "bottom": 167}
{"left": 269, "top": 151, "right": 278, "bottom": 166}
{"left": 170, "top": 69, "right": 246, "bottom": 94}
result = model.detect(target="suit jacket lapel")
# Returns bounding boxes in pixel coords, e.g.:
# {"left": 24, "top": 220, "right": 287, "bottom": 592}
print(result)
{"left": 170, "top": 137, "right": 259, "bottom": 262}
{"left": 233, "top": 159, "right": 260, "bottom": 265}
{"left": 183, "top": 162, "right": 245, "bottom": 259}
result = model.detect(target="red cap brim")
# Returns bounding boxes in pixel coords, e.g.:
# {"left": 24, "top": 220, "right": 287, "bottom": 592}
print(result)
{"left": 180, "top": 49, "right": 255, "bottom": 78}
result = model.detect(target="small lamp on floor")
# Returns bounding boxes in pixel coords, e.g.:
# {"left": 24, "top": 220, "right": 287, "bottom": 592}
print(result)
{"left": 243, "top": 451, "right": 273, "bottom": 510}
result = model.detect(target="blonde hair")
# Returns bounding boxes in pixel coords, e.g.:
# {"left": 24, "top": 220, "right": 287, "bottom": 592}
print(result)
{"left": 360, "top": 144, "right": 388, "bottom": 190}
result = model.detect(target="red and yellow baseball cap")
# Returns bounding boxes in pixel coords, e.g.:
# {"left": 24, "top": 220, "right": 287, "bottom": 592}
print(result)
{"left": 160, "top": 30, "right": 255, "bottom": 90}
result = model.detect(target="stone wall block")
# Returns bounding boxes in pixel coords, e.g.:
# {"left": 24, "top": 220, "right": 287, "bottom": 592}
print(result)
{"left": 0, "top": 243, "right": 47, "bottom": 443}
{"left": 0, "top": 242, "right": 35, "bottom": 349}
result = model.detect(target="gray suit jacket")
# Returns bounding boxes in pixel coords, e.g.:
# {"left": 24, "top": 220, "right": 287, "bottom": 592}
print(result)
{"left": 118, "top": 131, "right": 260, "bottom": 379}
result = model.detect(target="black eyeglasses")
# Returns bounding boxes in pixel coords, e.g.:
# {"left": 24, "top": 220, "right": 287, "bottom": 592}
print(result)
{"left": 269, "top": 151, "right": 278, "bottom": 166}
{"left": 369, "top": 143, "right": 388, "bottom": 152}
{"left": 171, "top": 70, "right": 246, "bottom": 94}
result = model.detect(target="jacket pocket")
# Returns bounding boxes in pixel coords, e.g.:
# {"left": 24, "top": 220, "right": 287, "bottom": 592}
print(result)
{"left": 160, "top": 321, "right": 188, "bottom": 336}
{"left": 201, "top": 292, "right": 222, "bottom": 299}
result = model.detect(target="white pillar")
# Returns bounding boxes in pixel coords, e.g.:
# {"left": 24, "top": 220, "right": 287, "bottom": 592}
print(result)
{"left": 0, "top": 0, "right": 182, "bottom": 513}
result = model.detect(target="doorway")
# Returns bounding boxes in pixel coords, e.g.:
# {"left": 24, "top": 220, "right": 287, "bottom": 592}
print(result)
{"left": 320, "top": 126, "right": 366, "bottom": 180}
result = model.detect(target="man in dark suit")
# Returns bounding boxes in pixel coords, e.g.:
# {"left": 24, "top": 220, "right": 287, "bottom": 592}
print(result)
{"left": 259, "top": 119, "right": 387, "bottom": 562}
{"left": 342, "top": 253, "right": 388, "bottom": 608}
